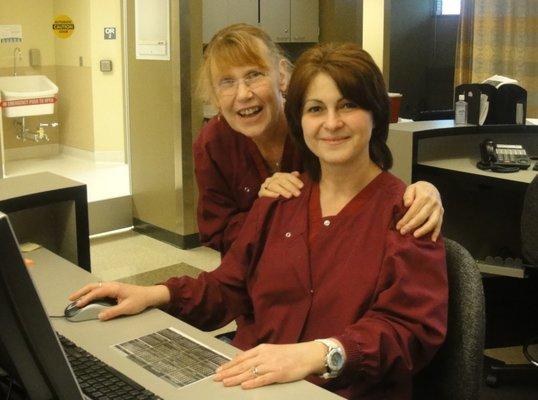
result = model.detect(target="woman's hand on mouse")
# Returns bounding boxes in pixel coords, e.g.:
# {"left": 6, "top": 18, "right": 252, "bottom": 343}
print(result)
{"left": 68, "top": 282, "right": 171, "bottom": 321}
{"left": 258, "top": 171, "right": 303, "bottom": 199}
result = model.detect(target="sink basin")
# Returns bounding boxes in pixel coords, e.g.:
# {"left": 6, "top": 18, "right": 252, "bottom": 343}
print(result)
{"left": 0, "top": 75, "right": 59, "bottom": 118}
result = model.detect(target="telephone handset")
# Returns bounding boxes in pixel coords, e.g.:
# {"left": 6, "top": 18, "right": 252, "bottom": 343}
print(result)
{"left": 477, "top": 139, "right": 531, "bottom": 172}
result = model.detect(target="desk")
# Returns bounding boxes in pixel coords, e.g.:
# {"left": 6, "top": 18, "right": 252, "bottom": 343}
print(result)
{"left": 388, "top": 120, "right": 538, "bottom": 185}
{"left": 388, "top": 122, "right": 538, "bottom": 348}
{"left": 29, "top": 248, "right": 342, "bottom": 399}
{"left": 388, "top": 121, "right": 538, "bottom": 277}
{"left": 0, "top": 172, "right": 90, "bottom": 271}
{"left": 419, "top": 158, "right": 536, "bottom": 184}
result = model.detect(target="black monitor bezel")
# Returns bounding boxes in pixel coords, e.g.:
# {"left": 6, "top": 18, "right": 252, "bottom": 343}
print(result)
{"left": 0, "top": 212, "right": 83, "bottom": 400}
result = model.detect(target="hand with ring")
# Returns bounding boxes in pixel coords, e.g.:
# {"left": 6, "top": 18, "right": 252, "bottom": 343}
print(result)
{"left": 258, "top": 171, "right": 304, "bottom": 199}
{"left": 214, "top": 341, "right": 328, "bottom": 389}
{"left": 68, "top": 281, "right": 171, "bottom": 321}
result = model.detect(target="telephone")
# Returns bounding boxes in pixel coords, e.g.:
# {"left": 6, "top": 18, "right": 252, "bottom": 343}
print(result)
{"left": 477, "top": 139, "right": 531, "bottom": 173}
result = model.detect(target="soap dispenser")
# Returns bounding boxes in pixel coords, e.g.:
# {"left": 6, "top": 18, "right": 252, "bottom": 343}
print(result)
{"left": 455, "top": 94, "right": 468, "bottom": 125}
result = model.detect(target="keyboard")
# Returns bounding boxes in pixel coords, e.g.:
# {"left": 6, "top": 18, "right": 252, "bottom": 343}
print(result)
{"left": 58, "top": 334, "right": 162, "bottom": 400}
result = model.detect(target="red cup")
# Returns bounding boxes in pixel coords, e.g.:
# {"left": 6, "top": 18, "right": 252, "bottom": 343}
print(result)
{"left": 388, "top": 93, "right": 403, "bottom": 123}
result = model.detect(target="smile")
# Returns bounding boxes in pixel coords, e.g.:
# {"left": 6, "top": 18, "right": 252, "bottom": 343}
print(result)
{"left": 237, "top": 106, "right": 262, "bottom": 118}
{"left": 320, "top": 137, "right": 350, "bottom": 144}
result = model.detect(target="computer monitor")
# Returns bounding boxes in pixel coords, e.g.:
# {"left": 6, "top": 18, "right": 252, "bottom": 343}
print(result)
{"left": 0, "top": 211, "right": 84, "bottom": 400}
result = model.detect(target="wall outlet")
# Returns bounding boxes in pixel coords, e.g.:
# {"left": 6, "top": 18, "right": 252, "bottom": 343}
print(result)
{"left": 100, "top": 59, "right": 113, "bottom": 72}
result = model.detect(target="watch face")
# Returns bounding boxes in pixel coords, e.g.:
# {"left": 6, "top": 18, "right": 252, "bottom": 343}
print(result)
{"left": 328, "top": 349, "right": 344, "bottom": 370}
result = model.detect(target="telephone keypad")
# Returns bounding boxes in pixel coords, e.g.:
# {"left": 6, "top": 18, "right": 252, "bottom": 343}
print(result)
{"left": 495, "top": 145, "right": 531, "bottom": 168}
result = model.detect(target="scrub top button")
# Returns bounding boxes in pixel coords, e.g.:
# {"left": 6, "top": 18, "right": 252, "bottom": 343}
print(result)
{"left": 323, "top": 220, "right": 331, "bottom": 227}
{"left": 244, "top": 186, "right": 250, "bottom": 192}
{"left": 285, "top": 232, "right": 292, "bottom": 238}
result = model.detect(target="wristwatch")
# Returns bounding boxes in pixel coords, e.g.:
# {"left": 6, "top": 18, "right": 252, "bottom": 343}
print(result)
{"left": 315, "top": 338, "right": 345, "bottom": 379}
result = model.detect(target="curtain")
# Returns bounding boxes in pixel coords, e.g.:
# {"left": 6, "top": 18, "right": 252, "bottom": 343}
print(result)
{"left": 456, "top": 0, "right": 538, "bottom": 117}
{"left": 454, "top": 0, "right": 475, "bottom": 87}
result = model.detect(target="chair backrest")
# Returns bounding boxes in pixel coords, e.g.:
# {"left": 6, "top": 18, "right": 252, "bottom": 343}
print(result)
{"left": 521, "top": 175, "right": 538, "bottom": 266}
{"left": 413, "top": 239, "right": 485, "bottom": 400}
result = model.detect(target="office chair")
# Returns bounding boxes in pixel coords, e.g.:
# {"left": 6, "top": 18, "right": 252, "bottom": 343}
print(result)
{"left": 412, "top": 109, "right": 455, "bottom": 121}
{"left": 485, "top": 175, "right": 538, "bottom": 387}
{"left": 413, "top": 238, "right": 485, "bottom": 400}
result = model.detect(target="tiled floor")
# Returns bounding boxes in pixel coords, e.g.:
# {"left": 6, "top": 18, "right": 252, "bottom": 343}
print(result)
{"left": 4, "top": 154, "right": 130, "bottom": 202}
{"left": 90, "top": 229, "right": 233, "bottom": 336}
{"left": 90, "top": 230, "right": 220, "bottom": 282}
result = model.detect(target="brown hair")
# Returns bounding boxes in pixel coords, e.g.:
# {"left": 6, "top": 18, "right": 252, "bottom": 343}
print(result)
{"left": 198, "top": 23, "right": 290, "bottom": 104}
{"left": 284, "top": 43, "right": 392, "bottom": 181}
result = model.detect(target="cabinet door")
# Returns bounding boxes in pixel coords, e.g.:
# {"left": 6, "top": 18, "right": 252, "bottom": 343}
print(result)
{"left": 259, "top": 0, "right": 291, "bottom": 43}
{"left": 203, "top": 0, "right": 228, "bottom": 43}
{"left": 290, "top": 0, "right": 319, "bottom": 42}
{"left": 227, "top": 0, "right": 258, "bottom": 26}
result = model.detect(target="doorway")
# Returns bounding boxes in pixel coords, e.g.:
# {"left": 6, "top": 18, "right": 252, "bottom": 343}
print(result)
{"left": 0, "top": 0, "right": 130, "bottom": 205}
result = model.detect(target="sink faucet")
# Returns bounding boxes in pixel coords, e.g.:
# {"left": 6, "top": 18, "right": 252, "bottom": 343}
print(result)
{"left": 13, "top": 47, "right": 22, "bottom": 76}
{"left": 15, "top": 118, "right": 57, "bottom": 143}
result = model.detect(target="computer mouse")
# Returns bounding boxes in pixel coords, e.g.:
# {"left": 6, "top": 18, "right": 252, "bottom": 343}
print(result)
{"left": 64, "top": 298, "right": 116, "bottom": 322}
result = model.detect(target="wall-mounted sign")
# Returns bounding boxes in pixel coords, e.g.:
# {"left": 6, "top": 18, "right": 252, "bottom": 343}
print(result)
{"left": 104, "top": 27, "right": 116, "bottom": 40}
{"left": 52, "top": 15, "right": 75, "bottom": 39}
{"left": 1, "top": 97, "right": 56, "bottom": 108}
{"left": 0, "top": 25, "right": 22, "bottom": 43}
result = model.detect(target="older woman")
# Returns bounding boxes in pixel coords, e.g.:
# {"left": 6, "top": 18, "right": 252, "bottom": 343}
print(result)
{"left": 71, "top": 43, "right": 448, "bottom": 400}
{"left": 195, "top": 24, "right": 444, "bottom": 254}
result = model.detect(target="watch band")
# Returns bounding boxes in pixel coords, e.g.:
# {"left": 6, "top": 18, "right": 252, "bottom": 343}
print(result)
{"left": 315, "top": 338, "right": 345, "bottom": 379}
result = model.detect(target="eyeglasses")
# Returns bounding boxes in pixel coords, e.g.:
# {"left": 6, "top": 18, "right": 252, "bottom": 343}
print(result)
{"left": 216, "top": 70, "right": 269, "bottom": 96}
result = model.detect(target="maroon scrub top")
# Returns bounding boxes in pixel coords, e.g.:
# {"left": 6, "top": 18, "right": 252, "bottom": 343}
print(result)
{"left": 193, "top": 116, "right": 303, "bottom": 254}
{"left": 165, "top": 172, "right": 448, "bottom": 399}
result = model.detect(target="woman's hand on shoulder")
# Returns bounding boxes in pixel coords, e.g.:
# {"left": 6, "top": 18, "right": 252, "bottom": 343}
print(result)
{"left": 214, "top": 341, "right": 327, "bottom": 389}
{"left": 396, "top": 180, "right": 444, "bottom": 242}
{"left": 68, "top": 281, "right": 170, "bottom": 321}
{"left": 258, "top": 171, "right": 304, "bottom": 199}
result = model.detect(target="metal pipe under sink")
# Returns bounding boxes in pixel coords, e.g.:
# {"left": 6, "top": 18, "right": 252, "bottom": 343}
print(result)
{"left": 13, "top": 47, "right": 22, "bottom": 76}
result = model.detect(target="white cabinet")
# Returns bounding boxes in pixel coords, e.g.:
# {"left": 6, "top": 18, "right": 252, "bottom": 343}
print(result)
{"left": 202, "top": 0, "right": 227, "bottom": 44}
{"left": 203, "top": 0, "right": 318, "bottom": 43}
{"left": 260, "top": 0, "right": 319, "bottom": 43}
{"left": 227, "top": 0, "right": 259, "bottom": 25}
{"left": 259, "top": 0, "right": 290, "bottom": 43}
{"left": 290, "top": 0, "right": 319, "bottom": 42}
{"left": 202, "top": 0, "right": 258, "bottom": 44}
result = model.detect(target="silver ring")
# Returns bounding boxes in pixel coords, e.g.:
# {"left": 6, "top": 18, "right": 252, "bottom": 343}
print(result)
{"left": 98, "top": 281, "right": 103, "bottom": 288}
{"left": 251, "top": 366, "right": 259, "bottom": 377}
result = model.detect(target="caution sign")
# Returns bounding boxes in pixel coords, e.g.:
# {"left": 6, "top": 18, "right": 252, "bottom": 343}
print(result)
{"left": 52, "top": 15, "right": 74, "bottom": 38}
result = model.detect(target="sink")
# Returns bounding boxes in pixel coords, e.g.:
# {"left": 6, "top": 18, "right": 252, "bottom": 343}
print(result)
{"left": 0, "top": 75, "right": 59, "bottom": 118}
